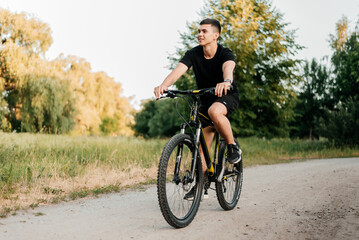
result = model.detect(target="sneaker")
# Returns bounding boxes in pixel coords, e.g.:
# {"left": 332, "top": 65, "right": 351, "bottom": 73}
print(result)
{"left": 184, "top": 186, "right": 195, "bottom": 201}
{"left": 184, "top": 172, "right": 211, "bottom": 201}
{"left": 184, "top": 186, "right": 209, "bottom": 201}
{"left": 203, "top": 189, "right": 209, "bottom": 200}
{"left": 227, "top": 144, "right": 242, "bottom": 164}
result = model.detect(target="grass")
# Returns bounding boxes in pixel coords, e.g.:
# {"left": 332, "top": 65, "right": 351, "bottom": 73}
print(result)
{"left": 241, "top": 137, "right": 359, "bottom": 166}
{"left": 0, "top": 132, "right": 358, "bottom": 217}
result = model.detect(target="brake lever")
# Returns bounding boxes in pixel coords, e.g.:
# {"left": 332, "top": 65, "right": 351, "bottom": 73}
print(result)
{"left": 156, "top": 91, "right": 176, "bottom": 100}
{"left": 166, "top": 91, "right": 176, "bottom": 98}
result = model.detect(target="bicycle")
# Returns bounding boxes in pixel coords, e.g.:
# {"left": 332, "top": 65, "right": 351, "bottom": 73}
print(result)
{"left": 156, "top": 87, "right": 243, "bottom": 228}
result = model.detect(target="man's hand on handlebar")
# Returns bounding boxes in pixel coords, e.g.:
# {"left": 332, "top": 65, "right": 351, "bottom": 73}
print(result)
{"left": 155, "top": 81, "right": 232, "bottom": 99}
{"left": 215, "top": 81, "right": 232, "bottom": 97}
{"left": 154, "top": 84, "right": 169, "bottom": 99}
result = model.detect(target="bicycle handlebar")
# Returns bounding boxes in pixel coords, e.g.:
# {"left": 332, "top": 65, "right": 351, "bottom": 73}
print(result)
{"left": 160, "top": 85, "right": 233, "bottom": 99}
{"left": 164, "top": 87, "right": 214, "bottom": 97}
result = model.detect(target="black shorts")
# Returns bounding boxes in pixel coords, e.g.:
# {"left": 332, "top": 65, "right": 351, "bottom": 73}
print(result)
{"left": 198, "top": 91, "right": 239, "bottom": 128}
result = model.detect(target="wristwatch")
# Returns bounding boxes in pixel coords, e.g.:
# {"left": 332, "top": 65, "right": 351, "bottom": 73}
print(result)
{"left": 224, "top": 79, "right": 232, "bottom": 84}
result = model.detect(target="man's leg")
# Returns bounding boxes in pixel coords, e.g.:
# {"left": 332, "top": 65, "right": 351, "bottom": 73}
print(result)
{"left": 199, "top": 126, "right": 215, "bottom": 174}
{"left": 208, "top": 102, "right": 241, "bottom": 164}
{"left": 208, "top": 102, "right": 235, "bottom": 145}
{"left": 200, "top": 126, "right": 215, "bottom": 200}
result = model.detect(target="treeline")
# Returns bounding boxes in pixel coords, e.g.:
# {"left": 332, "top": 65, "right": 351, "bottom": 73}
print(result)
{"left": 134, "top": 0, "right": 359, "bottom": 146}
{"left": 0, "top": 8, "right": 133, "bottom": 135}
{"left": 292, "top": 16, "right": 359, "bottom": 146}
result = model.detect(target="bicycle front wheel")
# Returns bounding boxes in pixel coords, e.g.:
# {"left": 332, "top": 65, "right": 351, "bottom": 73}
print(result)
{"left": 157, "top": 133, "right": 203, "bottom": 228}
{"left": 215, "top": 139, "right": 243, "bottom": 210}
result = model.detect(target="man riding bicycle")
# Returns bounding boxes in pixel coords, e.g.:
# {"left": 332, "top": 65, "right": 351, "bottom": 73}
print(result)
{"left": 154, "top": 18, "right": 242, "bottom": 199}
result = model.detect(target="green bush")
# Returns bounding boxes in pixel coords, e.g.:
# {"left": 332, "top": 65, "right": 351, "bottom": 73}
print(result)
{"left": 100, "top": 116, "right": 118, "bottom": 135}
{"left": 20, "top": 76, "right": 76, "bottom": 134}
{"left": 133, "top": 98, "right": 190, "bottom": 138}
{"left": 320, "top": 98, "right": 359, "bottom": 147}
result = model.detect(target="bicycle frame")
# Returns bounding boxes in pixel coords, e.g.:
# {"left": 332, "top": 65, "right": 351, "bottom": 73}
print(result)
{"left": 176, "top": 92, "right": 222, "bottom": 182}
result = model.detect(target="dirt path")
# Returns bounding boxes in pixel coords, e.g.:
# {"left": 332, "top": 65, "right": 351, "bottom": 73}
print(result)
{"left": 1, "top": 158, "right": 358, "bottom": 240}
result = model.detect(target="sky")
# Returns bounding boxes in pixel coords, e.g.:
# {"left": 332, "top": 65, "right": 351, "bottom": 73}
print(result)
{"left": 1, "top": 0, "right": 358, "bottom": 108}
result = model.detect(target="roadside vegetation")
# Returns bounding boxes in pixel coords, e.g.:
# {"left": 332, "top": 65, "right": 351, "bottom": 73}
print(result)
{"left": 1, "top": 0, "right": 358, "bottom": 218}
{"left": 1, "top": 132, "right": 358, "bottom": 217}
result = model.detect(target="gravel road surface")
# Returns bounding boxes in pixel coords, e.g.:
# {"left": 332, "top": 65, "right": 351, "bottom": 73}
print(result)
{"left": 1, "top": 158, "right": 358, "bottom": 240}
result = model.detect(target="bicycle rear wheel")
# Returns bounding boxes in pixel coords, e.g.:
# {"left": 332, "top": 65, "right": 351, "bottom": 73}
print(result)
{"left": 157, "top": 133, "right": 203, "bottom": 228}
{"left": 215, "top": 139, "right": 243, "bottom": 210}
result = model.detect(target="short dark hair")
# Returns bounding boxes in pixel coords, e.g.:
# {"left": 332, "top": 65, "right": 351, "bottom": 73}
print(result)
{"left": 200, "top": 18, "right": 221, "bottom": 34}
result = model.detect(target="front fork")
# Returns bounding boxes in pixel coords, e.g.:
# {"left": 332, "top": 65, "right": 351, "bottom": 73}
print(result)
{"left": 189, "top": 126, "right": 202, "bottom": 182}
{"left": 178, "top": 124, "right": 224, "bottom": 184}
{"left": 176, "top": 124, "right": 237, "bottom": 184}
{"left": 171, "top": 124, "right": 197, "bottom": 185}
{"left": 176, "top": 123, "right": 202, "bottom": 183}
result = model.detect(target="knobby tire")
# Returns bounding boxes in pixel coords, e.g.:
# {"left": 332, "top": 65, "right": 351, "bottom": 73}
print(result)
{"left": 215, "top": 139, "right": 243, "bottom": 210}
{"left": 157, "top": 134, "right": 203, "bottom": 228}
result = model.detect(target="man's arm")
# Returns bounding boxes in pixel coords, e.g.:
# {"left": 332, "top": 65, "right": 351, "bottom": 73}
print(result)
{"left": 215, "top": 60, "right": 236, "bottom": 97}
{"left": 154, "top": 62, "right": 188, "bottom": 99}
{"left": 223, "top": 60, "right": 235, "bottom": 82}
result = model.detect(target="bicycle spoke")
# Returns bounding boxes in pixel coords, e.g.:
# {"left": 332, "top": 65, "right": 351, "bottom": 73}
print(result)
{"left": 215, "top": 140, "right": 243, "bottom": 210}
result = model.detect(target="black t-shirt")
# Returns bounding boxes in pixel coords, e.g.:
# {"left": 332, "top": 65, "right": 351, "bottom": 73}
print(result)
{"left": 180, "top": 44, "right": 236, "bottom": 91}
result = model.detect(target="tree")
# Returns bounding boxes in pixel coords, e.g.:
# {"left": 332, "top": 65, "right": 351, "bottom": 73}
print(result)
{"left": 61, "top": 56, "right": 134, "bottom": 135}
{"left": 0, "top": 93, "right": 11, "bottom": 132}
{"left": 331, "top": 16, "right": 349, "bottom": 52}
{"left": 291, "top": 58, "right": 332, "bottom": 139}
{"left": 100, "top": 116, "right": 118, "bottom": 136}
{"left": 133, "top": 100, "right": 157, "bottom": 138}
{"left": 133, "top": 98, "right": 190, "bottom": 138}
{"left": 0, "top": 8, "right": 54, "bottom": 131}
{"left": 330, "top": 17, "right": 359, "bottom": 104}
{"left": 319, "top": 16, "right": 359, "bottom": 146}
{"left": 0, "top": 8, "right": 52, "bottom": 91}
{"left": 319, "top": 98, "right": 359, "bottom": 147}
{"left": 21, "top": 76, "right": 76, "bottom": 133}
{"left": 170, "top": 0, "right": 303, "bottom": 138}
{"left": 0, "top": 8, "right": 134, "bottom": 135}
